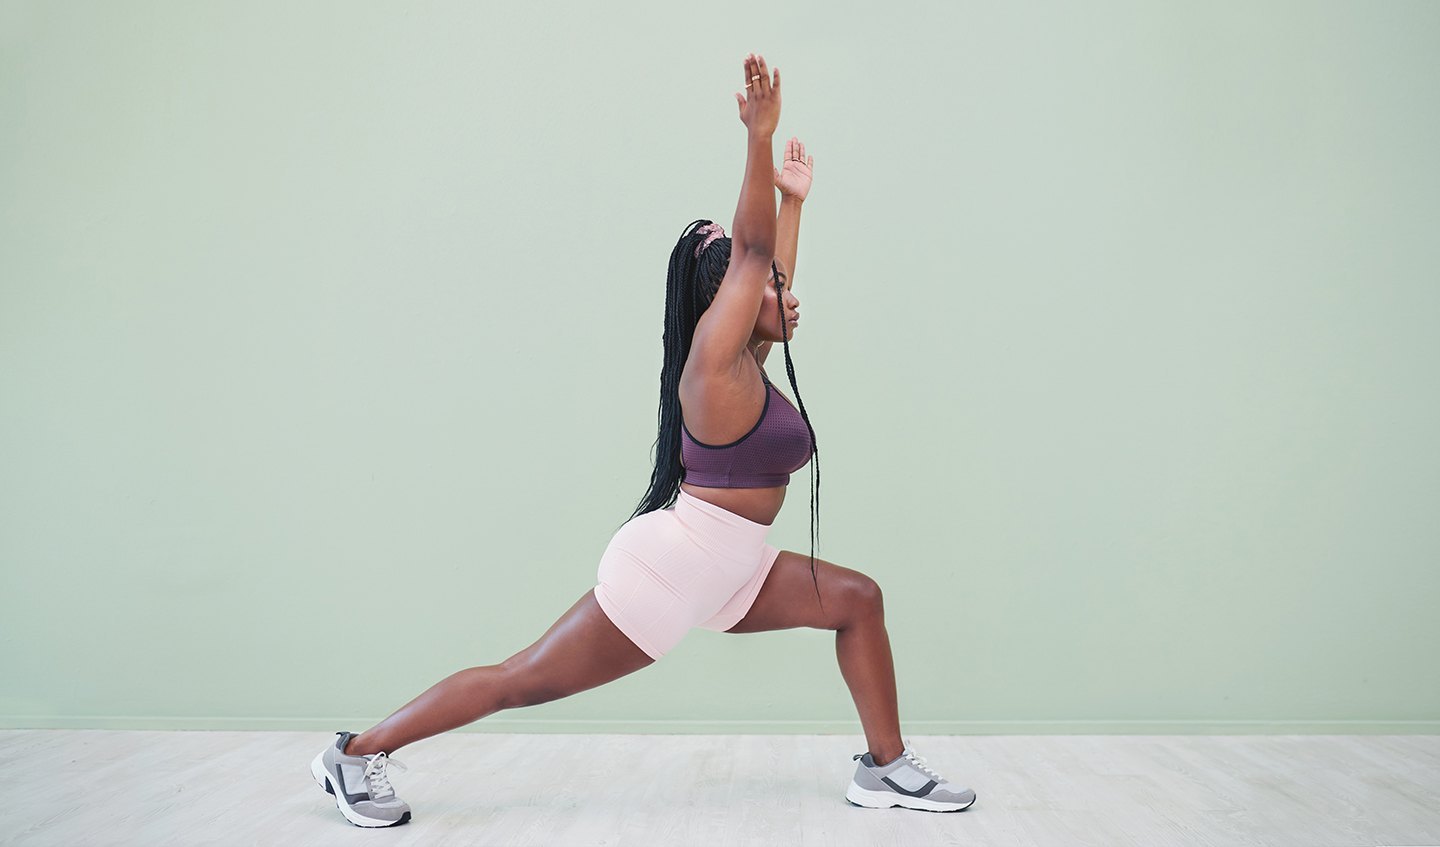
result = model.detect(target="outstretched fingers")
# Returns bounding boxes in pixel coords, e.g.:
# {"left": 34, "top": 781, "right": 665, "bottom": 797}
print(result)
{"left": 736, "top": 53, "right": 781, "bottom": 130}
{"left": 755, "top": 54, "right": 778, "bottom": 96}
{"left": 788, "top": 137, "right": 812, "bottom": 167}
{"left": 743, "top": 53, "right": 777, "bottom": 97}
{"left": 738, "top": 53, "right": 759, "bottom": 110}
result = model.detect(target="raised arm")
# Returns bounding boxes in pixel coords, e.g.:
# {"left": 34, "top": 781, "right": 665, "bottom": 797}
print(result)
{"left": 774, "top": 136, "right": 813, "bottom": 282}
{"left": 730, "top": 54, "right": 780, "bottom": 256}
{"left": 756, "top": 137, "right": 813, "bottom": 367}
{"left": 690, "top": 53, "right": 782, "bottom": 377}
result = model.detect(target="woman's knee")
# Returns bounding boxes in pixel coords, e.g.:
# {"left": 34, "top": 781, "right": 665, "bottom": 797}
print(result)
{"left": 496, "top": 660, "right": 565, "bottom": 710}
{"left": 843, "top": 572, "right": 884, "bottom": 622}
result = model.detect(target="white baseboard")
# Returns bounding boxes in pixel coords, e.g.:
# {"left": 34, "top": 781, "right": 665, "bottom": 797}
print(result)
{"left": 2, "top": 716, "right": 1437, "bottom": 734}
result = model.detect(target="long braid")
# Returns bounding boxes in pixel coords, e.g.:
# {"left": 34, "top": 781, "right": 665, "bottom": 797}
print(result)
{"left": 623, "top": 219, "right": 729, "bottom": 523}
{"left": 773, "top": 272, "right": 823, "bottom": 613}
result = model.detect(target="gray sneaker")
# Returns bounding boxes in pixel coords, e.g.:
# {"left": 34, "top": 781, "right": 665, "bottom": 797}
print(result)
{"left": 310, "top": 731, "right": 413, "bottom": 827}
{"left": 845, "top": 742, "right": 977, "bottom": 812}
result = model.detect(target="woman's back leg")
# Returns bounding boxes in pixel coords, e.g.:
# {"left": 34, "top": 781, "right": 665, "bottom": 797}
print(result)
{"left": 344, "top": 588, "right": 654, "bottom": 756}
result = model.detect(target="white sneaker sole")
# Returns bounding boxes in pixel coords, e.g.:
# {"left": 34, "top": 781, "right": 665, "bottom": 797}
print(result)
{"left": 845, "top": 781, "right": 976, "bottom": 812}
{"left": 310, "top": 750, "right": 411, "bottom": 827}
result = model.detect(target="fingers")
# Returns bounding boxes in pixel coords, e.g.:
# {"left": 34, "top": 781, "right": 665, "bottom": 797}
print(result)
{"left": 737, "top": 54, "right": 754, "bottom": 117}
{"left": 783, "top": 137, "right": 812, "bottom": 169}
{"left": 743, "top": 53, "right": 761, "bottom": 98}
{"left": 741, "top": 53, "right": 774, "bottom": 98}
{"left": 738, "top": 53, "right": 781, "bottom": 124}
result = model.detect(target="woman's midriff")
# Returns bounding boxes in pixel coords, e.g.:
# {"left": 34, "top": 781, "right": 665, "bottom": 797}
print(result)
{"left": 679, "top": 481, "right": 786, "bottom": 527}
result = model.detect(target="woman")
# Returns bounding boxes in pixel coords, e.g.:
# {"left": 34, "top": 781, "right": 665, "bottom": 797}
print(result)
{"left": 310, "top": 53, "right": 976, "bottom": 828}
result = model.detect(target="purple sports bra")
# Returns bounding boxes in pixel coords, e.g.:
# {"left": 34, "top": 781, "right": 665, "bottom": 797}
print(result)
{"left": 681, "top": 372, "right": 814, "bottom": 488}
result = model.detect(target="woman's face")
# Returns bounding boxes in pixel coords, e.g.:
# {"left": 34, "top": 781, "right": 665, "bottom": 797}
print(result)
{"left": 752, "top": 257, "right": 800, "bottom": 344}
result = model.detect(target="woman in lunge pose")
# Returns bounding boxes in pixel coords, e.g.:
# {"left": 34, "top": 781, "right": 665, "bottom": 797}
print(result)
{"left": 311, "top": 52, "right": 976, "bottom": 828}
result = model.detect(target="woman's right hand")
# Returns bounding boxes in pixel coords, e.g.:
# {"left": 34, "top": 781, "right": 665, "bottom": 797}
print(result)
{"left": 734, "top": 53, "right": 780, "bottom": 137}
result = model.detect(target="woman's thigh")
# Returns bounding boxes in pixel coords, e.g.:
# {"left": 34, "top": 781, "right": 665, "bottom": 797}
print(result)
{"left": 500, "top": 588, "right": 655, "bottom": 709}
{"left": 722, "top": 551, "right": 883, "bottom": 633}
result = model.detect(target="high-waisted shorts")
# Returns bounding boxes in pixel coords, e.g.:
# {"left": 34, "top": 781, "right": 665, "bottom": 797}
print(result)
{"left": 593, "top": 488, "right": 782, "bottom": 660}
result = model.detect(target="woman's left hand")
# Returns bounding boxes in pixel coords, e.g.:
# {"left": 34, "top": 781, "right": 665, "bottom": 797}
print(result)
{"left": 773, "top": 136, "right": 814, "bottom": 201}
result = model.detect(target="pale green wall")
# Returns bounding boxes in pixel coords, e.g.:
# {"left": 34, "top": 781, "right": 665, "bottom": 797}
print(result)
{"left": 2, "top": 1, "right": 1436, "bottom": 735}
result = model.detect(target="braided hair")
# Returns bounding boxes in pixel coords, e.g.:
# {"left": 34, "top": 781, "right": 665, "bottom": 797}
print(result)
{"left": 623, "top": 219, "right": 824, "bottom": 611}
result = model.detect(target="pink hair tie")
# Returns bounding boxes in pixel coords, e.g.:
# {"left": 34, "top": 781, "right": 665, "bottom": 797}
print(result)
{"left": 695, "top": 222, "right": 726, "bottom": 258}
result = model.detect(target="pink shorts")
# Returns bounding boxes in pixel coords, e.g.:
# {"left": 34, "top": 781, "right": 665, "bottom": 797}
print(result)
{"left": 593, "top": 488, "right": 782, "bottom": 660}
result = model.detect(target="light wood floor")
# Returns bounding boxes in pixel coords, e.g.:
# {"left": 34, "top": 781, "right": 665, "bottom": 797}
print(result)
{"left": 2, "top": 731, "right": 1437, "bottom": 846}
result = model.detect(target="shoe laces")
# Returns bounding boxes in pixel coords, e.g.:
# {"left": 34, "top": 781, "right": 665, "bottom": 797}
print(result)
{"left": 901, "top": 745, "right": 946, "bottom": 783}
{"left": 362, "top": 751, "right": 408, "bottom": 799}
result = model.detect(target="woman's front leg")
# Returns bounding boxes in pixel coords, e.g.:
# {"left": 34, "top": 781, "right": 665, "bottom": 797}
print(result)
{"left": 724, "top": 552, "right": 905, "bottom": 766}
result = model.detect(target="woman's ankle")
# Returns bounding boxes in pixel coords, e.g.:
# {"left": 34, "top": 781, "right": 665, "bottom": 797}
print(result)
{"left": 344, "top": 734, "right": 378, "bottom": 757}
